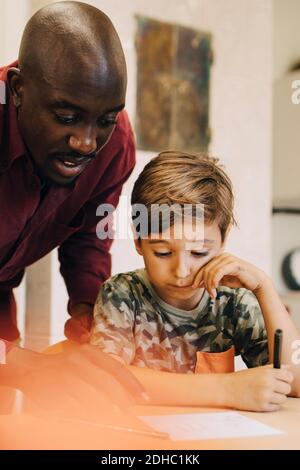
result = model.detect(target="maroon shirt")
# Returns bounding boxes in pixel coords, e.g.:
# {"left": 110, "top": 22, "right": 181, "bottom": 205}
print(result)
{"left": 0, "top": 62, "right": 136, "bottom": 340}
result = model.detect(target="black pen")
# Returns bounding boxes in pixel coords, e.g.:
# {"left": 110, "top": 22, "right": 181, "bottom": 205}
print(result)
{"left": 273, "top": 329, "right": 283, "bottom": 369}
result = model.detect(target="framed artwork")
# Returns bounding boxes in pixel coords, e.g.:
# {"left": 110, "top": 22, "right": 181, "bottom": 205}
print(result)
{"left": 135, "top": 16, "right": 212, "bottom": 153}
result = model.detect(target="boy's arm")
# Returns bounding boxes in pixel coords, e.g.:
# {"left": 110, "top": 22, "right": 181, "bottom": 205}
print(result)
{"left": 193, "top": 253, "right": 300, "bottom": 396}
{"left": 128, "top": 365, "right": 226, "bottom": 407}
{"left": 126, "top": 363, "right": 293, "bottom": 412}
{"left": 254, "top": 279, "right": 300, "bottom": 396}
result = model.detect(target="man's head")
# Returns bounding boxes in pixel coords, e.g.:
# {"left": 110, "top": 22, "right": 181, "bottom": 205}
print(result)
{"left": 131, "top": 151, "right": 236, "bottom": 309}
{"left": 7, "top": 1, "right": 127, "bottom": 185}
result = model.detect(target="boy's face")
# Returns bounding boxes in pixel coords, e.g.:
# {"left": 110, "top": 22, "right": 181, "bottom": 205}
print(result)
{"left": 134, "top": 219, "right": 225, "bottom": 310}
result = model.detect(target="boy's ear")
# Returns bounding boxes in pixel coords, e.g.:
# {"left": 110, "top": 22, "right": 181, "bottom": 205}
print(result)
{"left": 130, "top": 223, "right": 143, "bottom": 255}
{"left": 133, "top": 237, "right": 143, "bottom": 255}
{"left": 220, "top": 225, "right": 231, "bottom": 250}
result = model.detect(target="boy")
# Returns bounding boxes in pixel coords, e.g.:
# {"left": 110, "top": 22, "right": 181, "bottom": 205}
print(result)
{"left": 91, "top": 151, "right": 300, "bottom": 412}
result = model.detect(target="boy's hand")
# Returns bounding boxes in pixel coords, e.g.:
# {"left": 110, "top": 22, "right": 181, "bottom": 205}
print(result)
{"left": 223, "top": 364, "right": 293, "bottom": 412}
{"left": 64, "top": 303, "right": 93, "bottom": 343}
{"left": 192, "top": 253, "right": 268, "bottom": 298}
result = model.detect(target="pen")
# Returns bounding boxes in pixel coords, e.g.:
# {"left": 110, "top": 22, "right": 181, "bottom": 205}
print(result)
{"left": 273, "top": 329, "right": 283, "bottom": 369}
{"left": 60, "top": 417, "right": 170, "bottom": 440}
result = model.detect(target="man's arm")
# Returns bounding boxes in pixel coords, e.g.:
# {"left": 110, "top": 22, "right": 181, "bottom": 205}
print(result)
{"left": 0, "top": 340, "right": 148, "bottom": 415}
{"left": 60, "top": 114, "right": 135, "bottom": 342}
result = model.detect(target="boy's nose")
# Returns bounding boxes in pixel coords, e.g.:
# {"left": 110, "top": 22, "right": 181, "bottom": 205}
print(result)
{"left": 174, "top": 257, "right": 190, "bottom": 280}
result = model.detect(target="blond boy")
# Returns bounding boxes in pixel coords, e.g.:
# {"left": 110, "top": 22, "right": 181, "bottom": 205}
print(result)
{"left": 91, "top": 151, "right": 300, "bottom": 412}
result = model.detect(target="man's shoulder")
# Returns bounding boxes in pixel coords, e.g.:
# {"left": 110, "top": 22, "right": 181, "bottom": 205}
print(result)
{"left": 0, "top": 61, "right": 18, "bottom": 140}
{"left": 0, "top": 60, "right": 18, "bottom": 81}
{"left": 97, "top": 109, "right": 135, "bottom": 169}
{"left": 115, "top": 110, "right": 133, "bottom": 135}
{"left": 109, "top": 110, "right": 134, "bottom": 152}
{"left": 0, "top": 65, "right": 8, "bottom": 82}
{"left": 0, "top": 65, "right": 7, "bottom": 128}
{"left": 105, "top": 110, "right": 133, "bottom": 147}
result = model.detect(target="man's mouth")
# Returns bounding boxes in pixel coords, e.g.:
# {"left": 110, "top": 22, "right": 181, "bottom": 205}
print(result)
{"left": 52, "top": 156, "right": 93, "bottom": 178}
{"left": 63, "top": 160, "right": 82, "bottom": 167}
{"left": 51, "top": 153, "right": 96, "bottom": 178}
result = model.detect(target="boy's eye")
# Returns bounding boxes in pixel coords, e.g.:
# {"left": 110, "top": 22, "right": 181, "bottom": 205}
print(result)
{"left": 153, "top": 251, "right": 171, "bottom": 257}
{"left": 191, "top": 251, "right": 209, "bottom": 257}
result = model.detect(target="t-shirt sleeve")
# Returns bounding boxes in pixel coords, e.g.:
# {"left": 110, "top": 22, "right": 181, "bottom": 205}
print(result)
{"left": 90, "top": 275, "right": 136, "bottom": 364}
{"left": 233, "top": 289, "right": 269, "bottom": 368}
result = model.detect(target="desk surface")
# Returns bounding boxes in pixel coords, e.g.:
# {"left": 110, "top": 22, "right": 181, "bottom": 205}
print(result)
{"left": 0, "top": 397, "right": 299, "bottom": 450}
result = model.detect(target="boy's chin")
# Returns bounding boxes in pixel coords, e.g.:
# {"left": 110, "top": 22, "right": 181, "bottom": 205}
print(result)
{"left": 172, "top": 291, "right": 195, "bottom": 299}
{"left": 165, "top": 286, "right": 195, "bottom": 298}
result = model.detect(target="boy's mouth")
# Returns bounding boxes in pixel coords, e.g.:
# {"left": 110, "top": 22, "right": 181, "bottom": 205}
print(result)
{"left": 168, "top": 284, "right": 193, "bottom": 289}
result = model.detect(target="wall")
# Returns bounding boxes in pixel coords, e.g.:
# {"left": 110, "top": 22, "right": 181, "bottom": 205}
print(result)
{"left": 272, "top": 0, "right": 300, "bottom": 203}
{"left": 0, "top": 0, "right": 29, "bottom": 64}
{"left": 6, "top": 0, "right": 273, "bottom": 347}
{"left": 271, "top": 0, "right": 300, "bottom": 327}
{"left": 273, "top": 0, "right": 300, "bottom": 81}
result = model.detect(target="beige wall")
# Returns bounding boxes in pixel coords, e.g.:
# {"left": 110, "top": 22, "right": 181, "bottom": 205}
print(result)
{"left": 3, "top": 0, "right": 273, "bottom": 347}
{"left": 0, "top": 0, "right": 29, "bottom": 64}
{"left": 271, "top": 0, "right": 300, "bottom": 314}
{"left": 273, "top": 0, "right": 300, "bottom": 81}
{"left": 273, "top": 0, "right": 300, "bottom": 202}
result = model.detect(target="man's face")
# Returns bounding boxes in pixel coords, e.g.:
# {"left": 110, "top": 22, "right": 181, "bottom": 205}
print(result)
{"left": 135, "top": 219, "right": 224, "bottom": 310}
{"left": 12, "top": 63, "right": 126, "bottom": 185}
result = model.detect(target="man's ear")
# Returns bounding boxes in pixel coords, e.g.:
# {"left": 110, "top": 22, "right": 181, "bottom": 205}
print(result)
{"left": 7, "top": 68, "right": 23, "bottom": 108}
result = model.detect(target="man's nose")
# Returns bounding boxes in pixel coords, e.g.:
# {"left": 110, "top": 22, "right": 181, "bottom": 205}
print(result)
{"left": 68, "top": 127, "right": 97, "bottom": 155}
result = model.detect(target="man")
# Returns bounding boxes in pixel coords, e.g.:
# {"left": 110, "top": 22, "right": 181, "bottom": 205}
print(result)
{"left": 0, "top": 2, "right": 146, "bottom": 411}
{"left": 1, "top": 1, "right": 133, "bottom": 342}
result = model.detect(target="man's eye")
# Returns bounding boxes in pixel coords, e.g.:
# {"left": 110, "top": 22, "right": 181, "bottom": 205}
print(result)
{"left": 154, "top": 252, "right": 171, "bottom": 257}
{"left": 98, "top": 116, "right": 117, "bottom": 128}
{"left": 192, "top": 251, "right": 209, "bottom": 257}
{"left": 55, "top": 114, "right": 79, "bottom": 125}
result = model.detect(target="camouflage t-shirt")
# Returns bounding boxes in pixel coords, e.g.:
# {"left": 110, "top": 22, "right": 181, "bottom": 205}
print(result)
{"left": 91, "top": 269, "right": 268, "bottom": 373}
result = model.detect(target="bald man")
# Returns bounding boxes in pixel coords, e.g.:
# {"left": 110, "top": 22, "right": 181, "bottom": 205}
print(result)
{"left": 0, "top": 1, "right": 135, "bottom": 343}
{"left": 0, "top": 2, "right": 147, "bottom": 413}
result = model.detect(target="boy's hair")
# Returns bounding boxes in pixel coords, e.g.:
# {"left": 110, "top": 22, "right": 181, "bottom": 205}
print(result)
{"left": 131, "top": 151, "right": 236, "bottom": 240}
